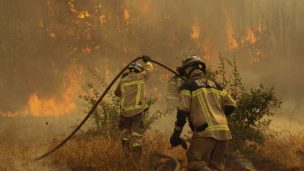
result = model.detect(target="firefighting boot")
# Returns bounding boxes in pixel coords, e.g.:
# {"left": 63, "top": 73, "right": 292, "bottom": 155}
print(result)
{"left": 131, "top": 143, "right": 142, "bottom": 170}
{"left": 121, "top": 138, "right": 131, "bottom": 158}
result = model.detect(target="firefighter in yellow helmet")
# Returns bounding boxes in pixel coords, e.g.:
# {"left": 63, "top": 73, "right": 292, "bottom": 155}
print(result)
{"left": 114, "top": 56, "right": 153, "bottom": 161}
{"left": 170, "top": 56, "right": 236, "bottom": 171}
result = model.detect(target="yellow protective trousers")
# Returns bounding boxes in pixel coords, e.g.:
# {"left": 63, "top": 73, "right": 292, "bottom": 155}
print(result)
{"left": 119, "top": 113, "right": 143, "bottom": 153}
{"left": 187, "top": 137, "right": 228, "bottom": 171}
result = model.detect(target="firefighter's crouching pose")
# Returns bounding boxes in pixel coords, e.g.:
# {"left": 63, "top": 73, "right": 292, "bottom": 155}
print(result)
{"left": 114, "top": 56, "right": 153, "bottom": 160}
{"left": 170, "top": 56, "right": 236, "bottom": 171}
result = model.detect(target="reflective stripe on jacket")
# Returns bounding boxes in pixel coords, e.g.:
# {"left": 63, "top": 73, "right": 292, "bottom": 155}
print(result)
{"left": 115, "top": 62, "right": 153, "bottom": 117}
{"left": 177, "top": 70, "right": 236, "bottom": 141}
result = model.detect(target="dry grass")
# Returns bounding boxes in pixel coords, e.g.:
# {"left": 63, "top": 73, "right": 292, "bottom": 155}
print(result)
{"left": 51, "top": 131, "right": 186, "bottom": 171}
{"left": 1, "top": 130, "right": 304, "bottom": 171}
{"left": 0, "top": 141, "right": 58, "bottom": 171}
{"left": 254, "top": 131, "right": 304, "bottom": 170}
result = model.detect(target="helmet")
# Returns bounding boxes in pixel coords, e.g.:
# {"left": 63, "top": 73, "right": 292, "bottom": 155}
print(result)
{"left": 128, "top": 62, "right": 144, "bottom": 73}
{"left": 180, "top": 55, "right": 206, "bottom": 76}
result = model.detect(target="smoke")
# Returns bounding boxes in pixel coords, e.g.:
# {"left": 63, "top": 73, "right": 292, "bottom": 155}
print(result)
{"left": 0, "top": 0, "right": 303, "bottom": 126}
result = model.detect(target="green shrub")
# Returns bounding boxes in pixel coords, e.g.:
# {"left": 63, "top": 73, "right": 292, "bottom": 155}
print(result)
{"left": 229, "top": 85, "right": 282, "bottom": 152}
{"left": 209, "top": 53, "right": 282, "bottom": 153}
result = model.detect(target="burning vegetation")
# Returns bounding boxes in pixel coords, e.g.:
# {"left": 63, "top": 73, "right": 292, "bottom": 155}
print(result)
{"left": 1, "top": 0, "right": 304, "bottom": 170}
{"left": 1, "top": 0, "right": 296, "bottom": 117}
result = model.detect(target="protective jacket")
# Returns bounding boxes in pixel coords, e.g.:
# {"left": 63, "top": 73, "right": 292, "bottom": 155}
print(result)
{"left": 175, "top": 69, "right": 236, "bottom": 141}
{"left": 115, "top": 62, "right": 153, "bottom": 117}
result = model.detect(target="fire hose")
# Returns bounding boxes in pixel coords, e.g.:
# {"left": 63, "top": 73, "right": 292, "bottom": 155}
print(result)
{"left": 34, "top": 56, "right": 184, "bottom": 161}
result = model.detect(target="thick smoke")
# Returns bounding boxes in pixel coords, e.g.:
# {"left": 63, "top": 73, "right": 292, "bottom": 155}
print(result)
{"left": 0, "top": 0, "right": 303, "bottom": 126}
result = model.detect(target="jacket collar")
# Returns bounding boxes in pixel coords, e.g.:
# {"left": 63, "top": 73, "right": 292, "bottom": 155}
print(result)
{"left": 188, "top": 69, "right": 205, "bottom": 79}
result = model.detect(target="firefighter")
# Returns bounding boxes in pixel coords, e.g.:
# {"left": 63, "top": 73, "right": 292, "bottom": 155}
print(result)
{"left": 114, "top": 56, "right": 153, "bottom": 161}
{"left": 169, "top": 56, "right": 236, "bottom": 171}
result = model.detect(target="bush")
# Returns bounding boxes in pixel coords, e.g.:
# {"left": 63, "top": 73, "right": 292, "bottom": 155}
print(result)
{"left": 229, "top": 85, "right": 282, "bottom": 152}
{"left": 210, "top": 53, "right": 282, "bottom": 153}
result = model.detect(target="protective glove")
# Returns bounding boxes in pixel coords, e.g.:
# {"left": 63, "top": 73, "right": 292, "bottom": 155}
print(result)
{"left": 142, "top": 55, "right": 151, "bottom": 63}
{"left": 170, "top": 130, "right": 182, "bottom": 147}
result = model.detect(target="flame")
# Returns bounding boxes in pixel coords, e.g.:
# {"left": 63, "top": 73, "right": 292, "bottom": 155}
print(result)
{"left": 190, "top": 19, "right": 217, "bottom": 58}
{"left": 1, "top": 64, "right": 83, "bottom": 117}
{"left": 67, "top": 1, "right": 90, "bottom": 20}
{"left": 78, "top": 10, "right": 90, "bottom": 19}
{"left": 27, "top": 64, "right": 83, "bottom": 116}
{"left": 0, "top": 110, "right": 28, "bottom": 117}
{"left": 201, "top": 39, "right": 216, "bottom": 59}
{"left": 123, "top": 9, "right": 130, "bottom": 23}
{"left": 68, "top": 1, "right": 77, "bottom": 14}
{"left": 28, "top": 93, "right": 75, "bottom": 116}
{"left": 224, "top": 10, "right": 238, "bottom": 49}
{"left": 246, "top": 28, "right": 256, "bottom": 44}
{"left": 190, "top": 22, "right": 200, "bottom": 40}
{"left": 99, "top": 14, "right": 107, "bottom": 25}
{"left": 47, "top": 29, "right": 56, "bottom": 39}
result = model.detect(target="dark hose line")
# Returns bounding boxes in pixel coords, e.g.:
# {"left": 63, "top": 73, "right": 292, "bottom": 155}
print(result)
{"left": 34, "top": 57, "right": 181, "bottom": 161}
{"left": 148, "top": 59, "right": 184, "bottom": 80}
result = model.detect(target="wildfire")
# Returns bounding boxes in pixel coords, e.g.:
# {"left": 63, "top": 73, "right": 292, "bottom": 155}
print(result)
{"left": 190, "top": 22, "right": 200, "bottom": 40}
{"left": 99, "top": 14, "right": 107, "bottom": 25}
{"left": 27, "top": 64, "right": 83, "bottom": 116}
{"left": 201, "top": 39, "right": 216, "bottom": 59}
{"left": 0, "top": 63, "right": 84, "bottom": 117}
{"left": 224, "top": 10, "right": 238, "bottom": 49}
{"left": 246, "top": 28, "right": 256, "bottom": 44}
{"left": 123, "top": 9, "right": 130, "bottom": 23}
{"left": 68, "top": 1, "right": 90, "bottom": 20}
{"left": 28, "top": 93, "right": 75, "bottom": 116}
{"left": 47, "top": 29, "right": 56, "bottom": 39}
{"left": 0, "top": 111, "right": 27, "bottom": 117}
{"left": 189, "top": 19, "right": 217, "bottom": 58}
{"left": 78, "top": 10, "right": 90, "bottom": 19}
{"left": 68, "top": 0, "right": 77, "bottom": 13}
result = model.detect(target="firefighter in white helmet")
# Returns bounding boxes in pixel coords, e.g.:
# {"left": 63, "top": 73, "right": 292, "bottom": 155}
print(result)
{"left": 170, "top": 55, "right": 236, "bottom": 171}
{"left": 114, "top": 56, "right": 153, "bottom": 161}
